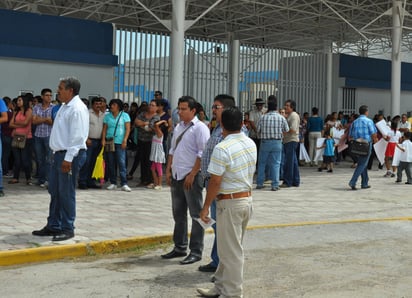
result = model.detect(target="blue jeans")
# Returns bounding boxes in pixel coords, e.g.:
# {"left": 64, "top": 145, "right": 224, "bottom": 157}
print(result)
{"left": 205, "top": 179, "right": 219, "bottom": 267}
{"left": 171, "top": 173, "right": 204, "bottom": 257}
{"left": 349, "top": 144, "right": 372, "bottom": 188}
{"left": 12, "top": 138, "right": 33, "bottom": 181}
{"left": 106, "top": 144, "right": 127, "bottom": 186}
{"left": 79, "top": 139, "right": 102, "bottom": 186}
{"left": 210, "top": 199, "right": 219, "bottom": 266}
{"left": 34, "top": 136, "right": 51, "bottom": 184}
{"left": 283, "top": 141, "right": 300, "bottom": 186}
{"left": 47, "top": 150, "right": 86, "bottom": 232}
{"left": 0, "top": 137, "right": 3, "bottom": 191}
{"left": 1, "top": 134, "right": 12, "bottom": 175}
{"left": 256, "top": 139, "right": 282, "bottom": 188}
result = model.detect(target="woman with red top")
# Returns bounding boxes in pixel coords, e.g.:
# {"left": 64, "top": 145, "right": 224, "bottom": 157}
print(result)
{"left": 8, "top": 96, "right": 33, "bottom": 185}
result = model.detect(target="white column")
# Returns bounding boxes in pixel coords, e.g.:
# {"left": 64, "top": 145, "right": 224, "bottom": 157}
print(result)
{"left": 391, "top": 0, "right": 402, "bottom": 116}
{"left": 325, "top": 42, "right": 333, "bottom": 115}
{"left": 170, "top": 0, "right": 185, "bottom": 109}
{"left": 229, "top": 35, "right": 240, "bottom": 103}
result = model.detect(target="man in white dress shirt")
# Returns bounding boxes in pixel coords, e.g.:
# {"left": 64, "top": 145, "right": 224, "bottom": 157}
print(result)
{"left": 161, "top": 96, "right": 210, "bottom": 264}
{"left": 32, "top": 77, "right": 89, "bottom": 241}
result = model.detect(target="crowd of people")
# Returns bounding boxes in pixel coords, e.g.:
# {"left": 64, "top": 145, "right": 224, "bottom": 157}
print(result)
{"left": 2, "top": 85, "right": 412, "bottom": 297}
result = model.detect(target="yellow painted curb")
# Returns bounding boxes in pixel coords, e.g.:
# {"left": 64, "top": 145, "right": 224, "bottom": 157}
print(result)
{"left": 247, "top": 216, "right": 412, "bottom": 231}
{"left": 0, "top": 243, "right": 88, "bottom": 266}
{"left": 0, "top": 234, "right": 172, "bottom": 267}
{"left": 1, "top": 217, "right": 410, "bottom": 267}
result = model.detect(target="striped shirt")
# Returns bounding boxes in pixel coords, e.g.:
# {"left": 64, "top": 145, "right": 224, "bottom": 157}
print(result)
{"left": 257, "top": 111, "right": 289, "bottom": 140}
{"left": 349, "top": 115, "right": 377, "bottom": 142}
{"left": 33, "top": 103, "right": 54, "bottom": 137}
{"left": 208, "top": 132, "right": 257, "bottom": 194}
{"left": 201, "top": 124, "right": 223, "bottom": 179}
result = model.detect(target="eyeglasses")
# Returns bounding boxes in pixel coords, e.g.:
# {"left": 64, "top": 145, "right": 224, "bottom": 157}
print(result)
{"left": 212, "top": 104, "right": 223, "bottom": 110}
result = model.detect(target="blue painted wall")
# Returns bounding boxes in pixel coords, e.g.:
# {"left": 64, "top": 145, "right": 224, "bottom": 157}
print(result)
{"left": 339, "top": 54, "right": 412, "bottom": 91}
{"left": 0, "top": 9, "right": 117, "bottom": 66}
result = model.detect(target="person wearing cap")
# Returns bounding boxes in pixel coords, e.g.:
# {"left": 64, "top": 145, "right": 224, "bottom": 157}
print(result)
{"left": 248, "top": 98, "right": 266, "bottom": 155}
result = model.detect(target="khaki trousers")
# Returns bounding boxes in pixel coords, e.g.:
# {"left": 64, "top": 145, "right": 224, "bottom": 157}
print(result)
{"left": 214, "top": 197, "right": 252, "bottom": 298}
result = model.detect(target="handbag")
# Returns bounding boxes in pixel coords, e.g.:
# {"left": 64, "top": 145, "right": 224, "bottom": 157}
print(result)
{"left": 11, "top": 134, "right": 27, "bottom": 149}
{"left": 104, "top": 138, "right": 115, "bottom": 152}
{"left": 348, "top": 139, "right": 369, "bottom": 156}
{"left": 104, "top": 111, "right": 123, "bottom": 152}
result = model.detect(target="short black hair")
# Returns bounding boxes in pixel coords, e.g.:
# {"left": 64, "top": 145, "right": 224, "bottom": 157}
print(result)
{"left": 312, "top": 107, "right": 318, "bottom": 114}
{"left": 267, "top": 96, "right": 277, "bottom": 111}
{"left": 109, "top": 98, "right": 124, "bottom": 111}
{"left": 285, "top": 99, "right": 296, "bottom": 111}
{"left": 214, "top": 94, "right": 235, "bottom": 109}
{"left": 221, "top": 107, "right": 242, "bottom": 132}
{"left": 41, "top": 88, "right": 52, "bottom": 95}
{"left": 404, "top": 131, "right": 411, "bottom": 139}
{"left": 91, "top": 97, "right": 102, "bottom": 105}
{"left": 178, "top": 96, "right": 197, "bottom": 111}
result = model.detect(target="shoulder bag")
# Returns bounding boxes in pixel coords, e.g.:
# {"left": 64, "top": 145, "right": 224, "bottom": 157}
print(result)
{"left": 105, "top": 112, "right": 123, "bottom": 152}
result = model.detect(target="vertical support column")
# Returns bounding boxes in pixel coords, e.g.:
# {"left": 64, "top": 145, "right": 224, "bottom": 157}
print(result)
{"left": 325, "top": 41, "right": 333, "bottom": 115}
{"left": 228, "top": 34, "right": 240, "bottom": 103}
{"left": 170, "top": 0, "right": 185, "bottom": 109}
{"left": 391, "top": 0, "right": 402, "bottom": 116}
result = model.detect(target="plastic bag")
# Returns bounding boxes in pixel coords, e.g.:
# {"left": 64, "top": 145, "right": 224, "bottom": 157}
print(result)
{"left": 92, "top": 148, "right": 105, "bottom": 179}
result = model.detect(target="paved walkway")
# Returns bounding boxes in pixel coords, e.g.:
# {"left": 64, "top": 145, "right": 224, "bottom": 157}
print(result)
{"left": 0, "top": 160, "right": 411, "bottom": 253}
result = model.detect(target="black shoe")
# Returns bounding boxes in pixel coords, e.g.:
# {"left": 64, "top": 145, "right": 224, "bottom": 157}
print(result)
{"left": 271, "top": 187, "right": 280, "bottom": 191}
{"left": 279, "top": 184, "right": 290, "bottom": 188}
{"left": 52, "top": 231, "right": 74, "bottom": 241}
{"left": 87, "top": 184, "right": 101, "bottom": 189}
{"left": 78, "top": 184, "right": 88, "bottom": 190}
{"left": 180, "top": 254, "right": 201, "bottom": 265}
{"left": 361, "top": 185, "right": 371, "bottom": 189}
{"left": 395, "top": 180, "right": 401, "bottom": 183}
{"left": 161, "top": 250, "right": 187, "bottom": 259}
{"left": 406, "top": 182, "right": 411, "bottom": 185}
{"left": 32, "top": 226, "right": 61, "bottom": 236}
{"left": 198, "top": 263, "right": 217, "bottom": 272}
{"left": 349, "top": 184, "right": 357, "bottom": 190}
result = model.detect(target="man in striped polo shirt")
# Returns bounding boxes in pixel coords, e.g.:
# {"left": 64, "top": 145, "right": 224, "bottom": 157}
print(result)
{"left": 197, "top": 107, "right": 257, "bottom": 298}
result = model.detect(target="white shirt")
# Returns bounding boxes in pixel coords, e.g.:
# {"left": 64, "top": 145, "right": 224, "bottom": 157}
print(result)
{"left": 397, "top": 121, "right": 411, "bottom": 136}
{"left": 399, "top": 140, "right": 412, "bottom": 162}
{"left": 88, "top": 109, "right": 104, "bottom": 139}
{"left": 169, "top": 117, "right": 210, "bottom": 180}
{"left": 49, "top": 95, "right": 89, "bottom": 162}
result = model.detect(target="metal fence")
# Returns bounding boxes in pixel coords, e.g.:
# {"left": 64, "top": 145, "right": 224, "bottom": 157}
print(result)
{"left": 114, "top": 29, "right": 328, "bottom": 115}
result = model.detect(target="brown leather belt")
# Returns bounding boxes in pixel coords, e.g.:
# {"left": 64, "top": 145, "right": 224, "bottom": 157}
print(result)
{"left": 217, "top": 191, "right": 251, "bottom": 200}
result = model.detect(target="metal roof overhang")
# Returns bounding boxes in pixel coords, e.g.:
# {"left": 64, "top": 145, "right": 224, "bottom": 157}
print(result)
{"left": 1, "top": 0, "right": 412, "bottom": 54}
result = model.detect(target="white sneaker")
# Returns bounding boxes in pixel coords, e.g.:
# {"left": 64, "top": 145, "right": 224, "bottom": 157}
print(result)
{"left": 196, "top": 287, "right": 219, "bottom": 297}
{"left": 121, "top": 185, "right": 131, "bottom": 192}
{"left": 154, "top": 185, "right": 162, "bottom": 190}
{"left": 106, "top": 184, "right": 117, "bottom": 190}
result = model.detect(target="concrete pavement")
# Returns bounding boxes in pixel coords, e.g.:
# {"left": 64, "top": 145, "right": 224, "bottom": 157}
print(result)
{"left": 0, "top": 160, "right": 411, "bottom": 266}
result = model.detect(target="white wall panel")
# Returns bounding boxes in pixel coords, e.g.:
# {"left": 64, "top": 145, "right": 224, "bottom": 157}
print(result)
{"left": 0, "top": 58, "right": 113, "bottom": 100}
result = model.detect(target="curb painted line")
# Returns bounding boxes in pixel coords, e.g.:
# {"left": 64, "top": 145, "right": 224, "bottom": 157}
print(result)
{"left": 1, "top": 217, "right": 411, "bottom": 267}
{"left": 0, "top": 234, "right": 172, "bottom": 267}
{"left": 247, "top": 216, "right": 412, "bottom": 231}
